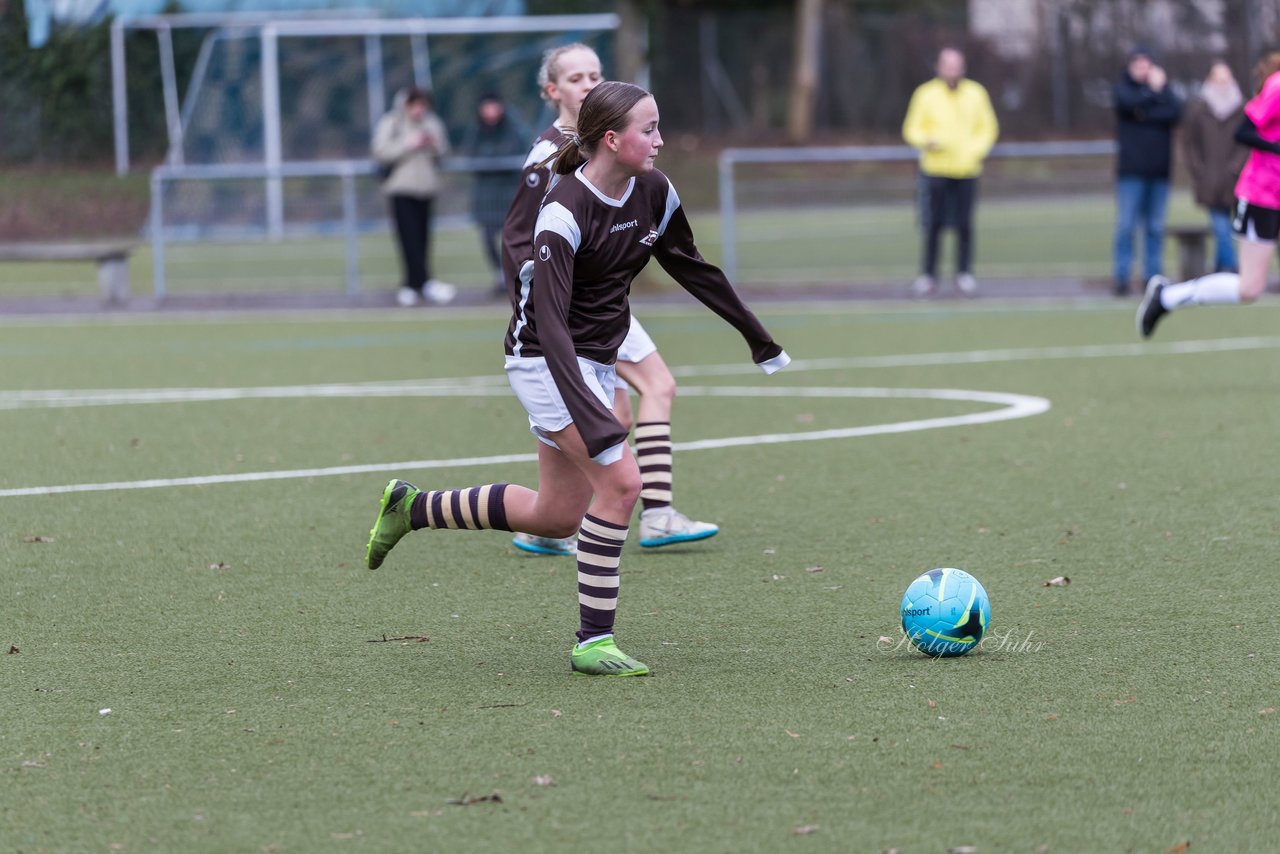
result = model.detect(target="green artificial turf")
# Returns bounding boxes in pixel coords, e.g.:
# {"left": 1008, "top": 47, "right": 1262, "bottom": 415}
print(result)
{"left": 3, "top": 300, "right": 1280, "bottom": 852}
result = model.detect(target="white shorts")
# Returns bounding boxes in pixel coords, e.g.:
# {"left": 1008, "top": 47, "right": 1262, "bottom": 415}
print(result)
{"left": 617, "top": 315, "right": 657, "bottom": 364}
{"left": 504, "top": 354, "right": 625, "bottom": 465}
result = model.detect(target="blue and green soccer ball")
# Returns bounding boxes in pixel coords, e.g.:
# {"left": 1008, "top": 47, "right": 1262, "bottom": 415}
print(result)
{"left": 900, "top": 567, "right": 990, "bottom": 657}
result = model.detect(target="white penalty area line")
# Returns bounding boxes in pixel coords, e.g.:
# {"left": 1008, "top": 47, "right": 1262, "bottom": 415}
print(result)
{"left": 0, "top": 387, "right": 1049, "bottom": 498}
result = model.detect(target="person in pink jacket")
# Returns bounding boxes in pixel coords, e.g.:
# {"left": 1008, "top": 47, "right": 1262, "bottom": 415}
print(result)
{"left": 1140, "top": 53, "right": 1280, "bottom": 337}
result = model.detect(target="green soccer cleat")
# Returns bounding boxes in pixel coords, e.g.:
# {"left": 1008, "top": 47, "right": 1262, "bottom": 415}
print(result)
{"left": 365, "top": 479, "right": 419, "bottom": 570}
{"left": 570, "top": 636, "right": 651, "bottom": 677}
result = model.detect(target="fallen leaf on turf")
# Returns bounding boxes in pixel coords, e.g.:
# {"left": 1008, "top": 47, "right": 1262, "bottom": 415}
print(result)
{"left": 878, "top": 636, "right": 894, "bottom": 645}
{"left": 1045, "top": 714, "right": 1059, "bottom": 721}
{"left": 931, "top": 761, "right": 944, "bottom": 770}
{"left": 22, "top": 535, "right": 54, "bottom": 544}
{"left": 446, "top": 792, "right": 502, "bottom": 806}
{"left": 550, "top": 709, "right": 562, "bottom": 718}
{"left": 208, "top": 562, "right": 231, "bottom": 571}
{"left": 927, "top": 699, "right": 937, "bottom": 710}
{"left": 1259, "top": 707, "right": 1276, "bottom": 716}
{"left": 784, "top": 729, "right": 800, "bottom": 738}
{"left": 532, "top": 775, "right": 555, "bottom": 787}
{"left": 792, "top": 824, "right": 819, "bottom": 835}
{"left": 7, "top": 645, "right": 18, "bottom": 655}
{"left": 805, "top": 565, "right": 824, "bottom": 573}
{"left": 1114, "top": 696, "right": 1137, "bottom": 706}
{"left": 1168, "top": 843, "right": 1190, "bottom": 853}
{"left": 1044, "top": 576, "right": 1070, "bottom": 587}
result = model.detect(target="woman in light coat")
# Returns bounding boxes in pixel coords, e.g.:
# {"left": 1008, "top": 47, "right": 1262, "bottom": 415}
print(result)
{"left": 372, "top": 87, "right": 456, "bottom": 306}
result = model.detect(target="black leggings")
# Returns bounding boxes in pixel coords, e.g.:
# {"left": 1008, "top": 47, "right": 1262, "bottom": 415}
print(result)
{"left": 390, "top": 194, "right": 435, "bottom": 291}
{"left": 920, "top": 176, "right": 977, "bottom": 277}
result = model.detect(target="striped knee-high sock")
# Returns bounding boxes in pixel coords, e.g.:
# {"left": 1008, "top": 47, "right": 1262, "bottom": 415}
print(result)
{"left": 635, "top": 421, "right": 673, "bottom": 512}
{"left": 409, "top": 484, "right": 511, "bottom": 531}
{"left": 575, "top": 514, "right": 628, "bottom": 642}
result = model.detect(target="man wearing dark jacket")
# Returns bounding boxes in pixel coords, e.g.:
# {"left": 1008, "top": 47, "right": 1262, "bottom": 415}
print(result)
{"left": 1113, "top": 47, "right": 1183, "bottom": 295}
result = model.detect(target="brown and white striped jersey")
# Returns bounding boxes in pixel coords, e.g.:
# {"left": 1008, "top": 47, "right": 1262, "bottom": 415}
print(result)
{"left": 499, "top": 124, "right": 564, "bottom": 302}
{"left": 503, "top": 165, "right": 788, "bottom": 458}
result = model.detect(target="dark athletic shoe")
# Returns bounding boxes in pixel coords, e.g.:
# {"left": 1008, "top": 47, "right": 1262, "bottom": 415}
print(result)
{"left": 1137, "top": 275, "right": 1169, "bottom": 339}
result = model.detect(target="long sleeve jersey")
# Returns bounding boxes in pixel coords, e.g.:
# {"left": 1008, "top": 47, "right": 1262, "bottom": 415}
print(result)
{"left": 1236, "top": 71, "right": 1280, "bottom": 210}
{"left": 503, "top": 166, "right": 788, "bottom": 459}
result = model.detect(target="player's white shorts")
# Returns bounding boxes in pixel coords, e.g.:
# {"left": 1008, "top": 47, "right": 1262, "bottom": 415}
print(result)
{"left": 504, "top": 354, "right": 625, "bottom": 465}
{"left": 617, "top": 315, "right": 657, "bottom": 364}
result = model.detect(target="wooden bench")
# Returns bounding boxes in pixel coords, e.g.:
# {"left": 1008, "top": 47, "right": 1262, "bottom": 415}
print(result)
{"left": 0, "top": 241, "right": 135, "bottom": 303}
{"left": 1165, "top": 225, "right": 1211, "bottom": 281}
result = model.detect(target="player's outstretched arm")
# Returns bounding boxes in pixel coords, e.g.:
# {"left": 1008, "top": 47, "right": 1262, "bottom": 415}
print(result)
{"left": 652, "top": 204, "right": 789, "bottom": 373}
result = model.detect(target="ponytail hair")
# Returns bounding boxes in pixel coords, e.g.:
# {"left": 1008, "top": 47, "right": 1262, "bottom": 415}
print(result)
{"left": 544, "top": 81, "right": 653, "bottom": 175}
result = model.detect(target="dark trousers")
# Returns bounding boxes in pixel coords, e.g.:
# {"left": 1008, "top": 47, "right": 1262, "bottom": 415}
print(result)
{"left": 920, "top": 175, "right": 977, "bottom": 277}
{"left": 390, "top": 194, "right": 434, "bottom": 291}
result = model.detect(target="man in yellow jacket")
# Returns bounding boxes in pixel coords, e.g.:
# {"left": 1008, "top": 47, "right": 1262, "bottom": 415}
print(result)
{"left": 902, "top": 48, "right": 999, "bottom": 297}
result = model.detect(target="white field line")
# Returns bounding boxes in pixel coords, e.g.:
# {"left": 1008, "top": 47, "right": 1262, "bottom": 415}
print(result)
{"left": 0, "top": 387, "right": 1049, "bottom": 498}
{"left": 670, "top": 336, "right": 1280, "bottom": 377}
{"left": 1, "top": 336, "right": 1275, "bottom": 410}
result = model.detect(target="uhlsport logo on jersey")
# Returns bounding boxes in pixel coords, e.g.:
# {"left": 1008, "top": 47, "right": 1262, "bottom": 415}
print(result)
{"left": 539, "top": 245, "right": 550, "bottom": 260}
{"left": 526, "top": 172, "right": 541, "bottom": 188}
{"left": 610, "top": 219, "right": 639, "bottom": 234}
{"left": 639, "top": 229, "right": 659, "bottom": 246}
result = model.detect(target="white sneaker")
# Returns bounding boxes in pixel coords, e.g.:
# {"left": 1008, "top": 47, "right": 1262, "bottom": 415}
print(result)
{"left": 956, "top": 273, "right": 978, "bottom": 296}
{"left": 911, "top": 275, "right": 937, "bottom": 298}
{"left": 638, "top": 507, "right": 719, "bottom": 548}
{"left": 512, "top": 533, "right": 577, "bottom": 556}
{"left": 396, "top": 286, "right": 421, "bottom": 307}
{"left": 423, "top": 280, "right": 458, "bottom": 305}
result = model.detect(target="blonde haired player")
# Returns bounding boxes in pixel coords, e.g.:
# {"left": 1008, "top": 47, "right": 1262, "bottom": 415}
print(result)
{"left": 500, "top": 44, "right": 718, "bottom": 556}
